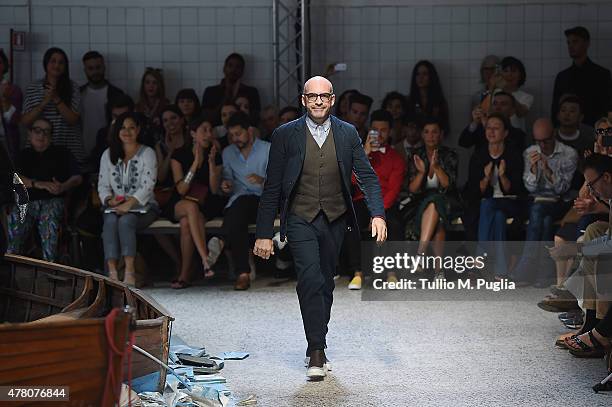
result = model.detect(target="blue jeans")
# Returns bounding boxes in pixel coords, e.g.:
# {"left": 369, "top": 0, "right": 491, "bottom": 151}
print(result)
{"left": 102, "top": 211, "right": 158, "bottom": 260}
{"left": 512, "top": 200, "right": 568, "bottom": 283}
{"left": 477, "top": 198, "right": 509, "bottom": 277}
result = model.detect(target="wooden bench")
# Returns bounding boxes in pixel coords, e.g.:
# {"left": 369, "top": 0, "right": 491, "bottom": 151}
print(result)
{"left": 141, "top": 217, "right": 282, "bottom": 235}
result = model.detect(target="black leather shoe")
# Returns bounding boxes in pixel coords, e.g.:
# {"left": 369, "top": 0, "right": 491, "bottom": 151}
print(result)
{"left": 306, "top": 350, "right": 327, "bottom": 381}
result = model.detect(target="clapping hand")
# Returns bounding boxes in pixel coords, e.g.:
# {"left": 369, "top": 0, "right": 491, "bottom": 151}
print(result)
{"left": 483, "top": 161, "right": 494, "bottom": 180}
{"left": 413, "top": 154, "right": 426, "bottom": 174}
{"left": 246, "top": 173, "right": 264, "bottom": 185}
{"left": 498, "top": 159, "right": 506, "bottom": 177}
{"left": 221, "top": 180, "right": 233, "bottom": 194}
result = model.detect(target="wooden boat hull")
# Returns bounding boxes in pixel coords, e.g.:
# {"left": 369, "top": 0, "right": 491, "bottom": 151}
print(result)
{"left": 0, "top": 255, "right": 174, "bottom": 394}
{"left": 0, "top": 312, "right": 132, "bottom": 407}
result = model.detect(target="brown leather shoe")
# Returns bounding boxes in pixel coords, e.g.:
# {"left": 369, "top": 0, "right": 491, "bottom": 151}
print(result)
{"left": 537, "top": 294, "right": 579, "bottom": 312}
{"left": 234, "top": 273, "right": 250, "bottom": 290}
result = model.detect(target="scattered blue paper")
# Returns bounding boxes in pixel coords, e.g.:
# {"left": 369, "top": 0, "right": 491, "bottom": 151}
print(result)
{"left": 217, "top": 352, "right": 249, "bottom": 360}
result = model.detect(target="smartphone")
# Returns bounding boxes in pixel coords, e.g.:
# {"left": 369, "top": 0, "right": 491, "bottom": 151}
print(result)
{"left": 368, "top": 129, "right": 380, "bottom": 151}
{"left": 602, "top": 135, "right": 612, "bottom": 147}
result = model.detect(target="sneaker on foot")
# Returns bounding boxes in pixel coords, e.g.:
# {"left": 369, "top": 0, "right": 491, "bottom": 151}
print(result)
{"left": 207, "top": 237, "right": 224, "bottom": 267}
{"left": 386, "top": 275, "right": 398, "bottom": 284}
{"left": 348, "top": 276, "right": 362, "bottom": 290}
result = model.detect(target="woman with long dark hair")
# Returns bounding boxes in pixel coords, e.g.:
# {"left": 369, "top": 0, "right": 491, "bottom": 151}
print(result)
{"left": 165, "top": 115, "right": 225, "bottom": 289}
{"left": 175, "top": 88, "right": 201, "bottom": 126}
{"left": 98, "top": 112, "right": 158, "bottom": 285}
{"left": 22, "top": 47, "right": 84, "bottom": 162}
{"left": 135, "top": 67, "right": 169, "bottom": 127}
{"left": 335, "top": 89, "right": 358, "bottom": 120}
{"left": 407, "top": 60, "right": 450, "bottom": 133}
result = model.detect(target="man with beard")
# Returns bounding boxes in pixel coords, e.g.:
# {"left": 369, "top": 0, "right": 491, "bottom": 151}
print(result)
{"left": 79, "top": 51, "right": 124, "bottom": 157}
{"left": 206, "top": 111, "right": 270, "bottom": 290}
{"left": 253, "top": 76, "right": 386, "bottom": 381}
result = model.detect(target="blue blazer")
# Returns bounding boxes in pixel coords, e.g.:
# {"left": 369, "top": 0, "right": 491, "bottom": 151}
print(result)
{"left": 255, "top": 114, "right": 385, "bottom": 240}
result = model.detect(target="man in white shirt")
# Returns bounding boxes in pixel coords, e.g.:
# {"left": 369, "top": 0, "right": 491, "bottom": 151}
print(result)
{"left": 79, "top": 51, "right": 124, "bottom": 158}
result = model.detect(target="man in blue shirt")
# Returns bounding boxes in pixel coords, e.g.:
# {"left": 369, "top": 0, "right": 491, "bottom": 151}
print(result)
{"left": 207, "top": 111, "right": 270, "bottom": 290}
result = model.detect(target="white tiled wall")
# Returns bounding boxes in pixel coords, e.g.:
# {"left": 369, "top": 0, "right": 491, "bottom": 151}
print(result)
{"left": 0, "top": 4, "right": 274, "bottom": 106}
{"left": 0, "top": 1, "right": 611, "bottom": 143}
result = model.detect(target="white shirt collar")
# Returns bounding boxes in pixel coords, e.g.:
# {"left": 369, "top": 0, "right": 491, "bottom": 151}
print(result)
{"left": 305, "top": 115, "right": 331, "bottom": 134}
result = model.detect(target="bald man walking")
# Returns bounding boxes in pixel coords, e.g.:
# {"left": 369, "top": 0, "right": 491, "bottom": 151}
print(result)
{"left": 253, "top": 77, "right": 387, "bottom": 380}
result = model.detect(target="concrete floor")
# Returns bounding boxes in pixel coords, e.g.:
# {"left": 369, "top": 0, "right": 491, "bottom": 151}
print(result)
{"left": 145, "top": 276, "right": 611, "bottom": 407}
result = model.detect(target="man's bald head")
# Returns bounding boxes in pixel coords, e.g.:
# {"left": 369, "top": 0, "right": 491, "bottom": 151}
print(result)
{"left": 532, "top": 118, "right": 554, "bottom": 141}
{"left": 302, "top": 76, "right": 335, "bottom": 124}
{"left": 304, "top": 76, "right": 333, "bottom": 94}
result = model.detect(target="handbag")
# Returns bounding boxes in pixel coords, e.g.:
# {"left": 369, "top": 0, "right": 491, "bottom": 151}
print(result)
{"left": 184, "top": 182, "right": 208, "bottom": 205}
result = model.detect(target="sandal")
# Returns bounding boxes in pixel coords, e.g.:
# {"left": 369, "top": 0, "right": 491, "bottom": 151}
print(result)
{"left": 171, "top": 280, "right": 191, "bottom": 290}
{"left": 566, "top": 330, "right": 608, "bottom": 358}
{"left": 555, "top": 332, "right": 578, "bottom": 349}
{"left": 203, "top": 268, "right": 215, "bottom": 279}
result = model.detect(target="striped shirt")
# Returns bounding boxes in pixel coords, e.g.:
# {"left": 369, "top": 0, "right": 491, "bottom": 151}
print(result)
{"left": 23, "top": 79, "right": 85, "bottom": 163}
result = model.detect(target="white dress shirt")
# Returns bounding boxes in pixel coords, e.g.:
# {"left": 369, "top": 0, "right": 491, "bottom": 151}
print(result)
{"left": 306, "top": 115, "right": 331, "bottom": 148}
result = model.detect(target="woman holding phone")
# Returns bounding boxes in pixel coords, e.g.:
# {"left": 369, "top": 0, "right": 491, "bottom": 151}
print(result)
{"left": 98, "top": 112, "right": 159, "bottom": 285}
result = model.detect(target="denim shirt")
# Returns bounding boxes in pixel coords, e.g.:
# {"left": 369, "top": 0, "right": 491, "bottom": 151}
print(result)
{"left": 222, "top": 138, "right": 271, "bottom": 208}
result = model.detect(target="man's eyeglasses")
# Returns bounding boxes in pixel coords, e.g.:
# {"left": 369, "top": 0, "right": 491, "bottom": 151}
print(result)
{"left": 586, "top": 173, "right": 604, "bottom": 197}
{"left": 596, "top": 128, "right": 612, "bottom": 136}
{"left": 32, "top": 126, "right": 51, "bottom": 136}
{"left": 303, "top": 93, "right": 333, "bottom": 103}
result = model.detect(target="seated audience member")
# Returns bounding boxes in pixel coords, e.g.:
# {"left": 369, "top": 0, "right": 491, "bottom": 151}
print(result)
{"left": 393, "top": 113, "right": 422, "bottom": 163}
{"left": 471, "top": 55, "right": 501, "bottom": 108}
{"left": 559, "top": 154, "right": 612, "bottom": 355}
{"left": 459, "top": 91, "right": 527, "bottom": 151}
{"left": 345, "top": 110, "right": 406, "bottom": 290}
{"left": 405, "top": 117, "right": 458, "bottom": 279}
{"left": 334, "top": 89, "right": 357, "bottom": 121}
{"left": 279, "top": 106, "right": 300, "bottom": 124}
{"left": 80, "top": 51, "right": 124, "bottom": 158}
{"left": 345, "top": 92, "right": 373, "bottom": 141}
{"left": 552, "top": 26, "right": 612, "bottom": 127}
{"left": 500, "top": 56, "right": 533, "bottom": 132}
{"left": 175, "top": 88, "right": 201, "bottom": 126}
{"left": 589, "top": 117, "right": 612, "bottom": 157}
{"left": 511, "top": 119, "right": 578, "bottom": 286}
{"left": 0, "top": 49, "right": 23, "bottom": 161}
{"left": 407, "top": 60, "right": 450, "bottom": 133}
{"left": 7, "top": 118, "right": 82, "bottom": 262}
{"left": 164, "top": 115, "right": 224, "bottom": 289}
{"left": 206, "top": 112, "right": 270, "bottom": 290}
{"left": 260, "top": 105, "right": 280, "bottom": 141}
{"left": 87, "top": 94, "right": 138, "bottom": 173}
{"left": 381, "top": 91, "right": 408, "bottom": 137}
{"left": 22, "top": 47, "right": 84, "bottom": 163}
{"left": 465, "top": 113, "right": 526, "bottom": 279}
{"left": 135, "top": 67, "right": 169, "bottom": 127}
{"left": 202, "top": 53, "right": 260, "bottom": 126}
{"left": 98, "top": 112, "right": 158, "bottom": 285}
{"left": 156, "top": 105, "right": 187, "bottom": 188}
{"left": 545, "top": 118, "right": 611, "bottom": 305}
{"left": 555, "top": 95, "right": 594, "bottom": 155}
{"left": 214, "top": 102, "right": 238, "bottom": 147}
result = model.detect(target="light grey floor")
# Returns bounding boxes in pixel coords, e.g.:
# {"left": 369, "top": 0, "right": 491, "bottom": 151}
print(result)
{"left": 146, "top": 277, "right": 611, "bottom": 407}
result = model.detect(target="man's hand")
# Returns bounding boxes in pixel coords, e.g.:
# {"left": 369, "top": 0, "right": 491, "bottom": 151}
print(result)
{"left": 246, "top": 174, "right": 264, "bottom": 185}
{"left": 253, "top": 238, "right": 274, "bottom": 259}
{"left": 498, "top": 159, "right": 506, "bottom": 178}
{"left": 529, "top": 151, "right": 541, "bottom": 174}
{"left": 221, "top": 180, "right": 233, "bottom": 194}
{"left": 371, "top": 217, "right": 387, "bottom": 243}
{"left": 471, "top": 106, "right": 485, "bottom": 125}
{"left": 483, "top": 161, "right": 494, "bottom": 180}
{"left": 574, "top": 197, "right": 597, "bottom": 215}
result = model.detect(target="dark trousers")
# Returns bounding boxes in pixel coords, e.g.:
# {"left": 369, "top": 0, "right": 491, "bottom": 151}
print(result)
{"left": 287, "top": 211, "right": 347, "bottom": 356}
{"left": 223, "top": 195, "right": 260, "bottom": 274}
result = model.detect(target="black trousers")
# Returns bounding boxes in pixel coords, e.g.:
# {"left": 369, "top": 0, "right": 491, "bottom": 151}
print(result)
{"left": 222, "top": 195, "right": 260, "bottom": 274}
{"left": 287, "top": 211, "right": 347, "bottom": 356}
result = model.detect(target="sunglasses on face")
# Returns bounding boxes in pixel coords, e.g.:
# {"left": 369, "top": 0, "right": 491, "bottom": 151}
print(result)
{"left": 32, "top": 126, "right": 51, "bottom": 136}
{"left": 303, "top": 93, "right": 333, "bottom": 103}
{"left": 586, "top": 173, "right": 604, "bottom": 199}
{"left": 596, "top": 128, "right": 612, "bottom": 136}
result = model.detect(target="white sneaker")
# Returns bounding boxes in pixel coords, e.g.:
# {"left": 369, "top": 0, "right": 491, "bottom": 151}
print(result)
{"left": 304, "top": 357, "right": 332, "bottom": 371}
{"left": 306, "top": 365, "right": 327, "bottom": 380}
{"left": 207, "top": 237, "right": 224, "bottom": 267}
